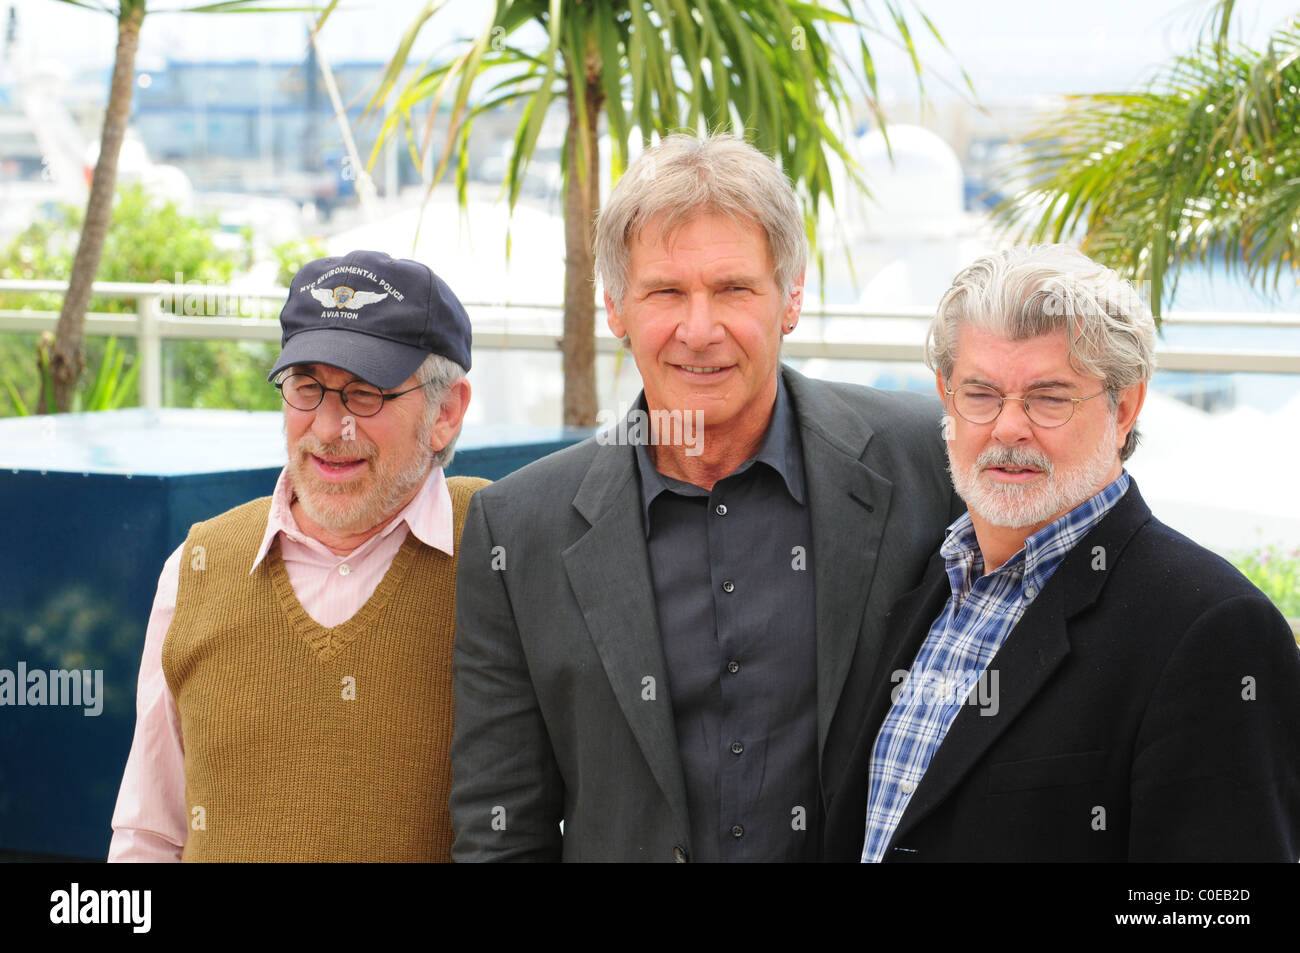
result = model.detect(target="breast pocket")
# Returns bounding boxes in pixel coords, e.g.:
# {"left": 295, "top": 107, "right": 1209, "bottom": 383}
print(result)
{"left": 985, "top": 750, "right": 1106, "bottom": 794}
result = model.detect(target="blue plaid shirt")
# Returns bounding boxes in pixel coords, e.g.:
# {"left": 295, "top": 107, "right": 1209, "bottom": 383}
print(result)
{"left": 860, "top": 472, "right": 1131, "bottom": 863}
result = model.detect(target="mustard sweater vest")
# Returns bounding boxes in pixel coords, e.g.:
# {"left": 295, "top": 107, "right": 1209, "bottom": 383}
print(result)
{"left": 162, "top": 475, "right": 489, "bottom": 862}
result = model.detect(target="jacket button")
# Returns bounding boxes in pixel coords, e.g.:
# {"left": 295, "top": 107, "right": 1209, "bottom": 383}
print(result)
{"left": 672, "top": 845, "right": 688, "bottom": 863}
{"left": 730, "top": 825, "right": 744, "bottom": 838}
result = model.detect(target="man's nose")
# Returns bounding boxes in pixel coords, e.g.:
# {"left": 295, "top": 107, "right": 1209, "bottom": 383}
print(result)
{"left": 310, "top": 389, "right": 352, "bottom": 442}
{"left": 676, "top": 292, "right": 725, "bottom": 349}
{"left": 990, "top": 397, "right": 1035, "bottom": 444}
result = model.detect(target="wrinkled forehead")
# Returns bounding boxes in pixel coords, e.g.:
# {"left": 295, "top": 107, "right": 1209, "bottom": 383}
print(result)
{"left": 950, "top": 324, "right": 1095, "bottom": 385}
{"left": 947, "top": 310, "right": 1111, "bottom": 384}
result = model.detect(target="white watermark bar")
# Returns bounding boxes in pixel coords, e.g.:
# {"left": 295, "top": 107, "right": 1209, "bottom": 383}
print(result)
{"left": 596, "top": 403, "right": 706, "bottom": 456}
{"left": 890, "top": 666, "right": 1001, "bottom": 717}
{"left": 49, "top": 883, "right": 151, "bottom": 933}
{"left": 0, "top": 662, "right": 104, "bottom": 716}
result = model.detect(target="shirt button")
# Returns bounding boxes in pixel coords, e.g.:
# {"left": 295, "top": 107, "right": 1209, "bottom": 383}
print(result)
{"left": 730, "top": 825, "right": 744, "bottom": 839}
{"left": 899, "top": 780, "right": 917, "bottom": 795}
{"left": 722, "top": 580, "right": 735, "bottom": 593}
{"left": 727, "top": 660, "right": 740, "bottom": 674}
{"left": 1024, "top": 586, "right": 1036, "bottom": 599}
{"left": 730, "top": 741, "right": 744, "bottom": 755}
{"left": 715, "top": 503, "right": 728, "bottom": 516}
{"left": 338, "top": 564, "right": 351, "bottom": 576}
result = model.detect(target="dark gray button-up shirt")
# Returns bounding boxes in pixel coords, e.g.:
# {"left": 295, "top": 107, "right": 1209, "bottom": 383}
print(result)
{"left": 634, "top": 378, "right": 820, "bottom": 862}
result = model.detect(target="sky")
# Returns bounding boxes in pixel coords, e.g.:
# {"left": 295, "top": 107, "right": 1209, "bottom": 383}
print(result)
{"left": 6, "top": 0, "right": 1299, "bottom": 101}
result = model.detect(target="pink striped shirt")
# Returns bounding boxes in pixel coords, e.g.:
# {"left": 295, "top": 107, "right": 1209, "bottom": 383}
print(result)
{"left": 107, "top": 466, "right": 454, "bottom": 862}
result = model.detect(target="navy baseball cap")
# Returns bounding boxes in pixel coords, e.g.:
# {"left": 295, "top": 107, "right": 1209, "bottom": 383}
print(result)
{"left": 267, "top": 250, "right": 472, "bottom": 389}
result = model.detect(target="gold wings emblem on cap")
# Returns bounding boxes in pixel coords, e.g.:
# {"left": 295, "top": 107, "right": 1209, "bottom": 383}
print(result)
{"left": 310, "top": 286, "right": 389, "bottom": 310}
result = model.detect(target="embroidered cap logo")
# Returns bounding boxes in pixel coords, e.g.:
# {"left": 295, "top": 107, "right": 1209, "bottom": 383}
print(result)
{"left": 310, "top": 286, "right": 389, "bottom": 311}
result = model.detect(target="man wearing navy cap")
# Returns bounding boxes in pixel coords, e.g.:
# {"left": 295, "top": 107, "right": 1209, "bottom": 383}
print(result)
{"left": 109, "top": 251, "right": 484, "bottom": 862}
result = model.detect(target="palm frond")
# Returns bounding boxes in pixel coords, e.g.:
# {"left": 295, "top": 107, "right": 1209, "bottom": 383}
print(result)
{"left": 994, "top": 15, "right": 1300, "bottom": 316}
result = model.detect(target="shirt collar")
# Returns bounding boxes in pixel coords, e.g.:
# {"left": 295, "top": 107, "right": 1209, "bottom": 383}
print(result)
{"left": 249, "top": 464, "right": 454, "bottom": 573}
{"left": 940, "top": 470, "right": 1132, "bottom": 598}
{"left": 633, "top": 375, "right": 806, "bottom": 533}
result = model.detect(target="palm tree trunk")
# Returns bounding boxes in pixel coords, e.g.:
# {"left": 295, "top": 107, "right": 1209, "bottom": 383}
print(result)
{"left": 47, "top": 2, "right": 144, "bottom": 413}
{"left": 561, "top": 58, "right": 603, "bottom": 427}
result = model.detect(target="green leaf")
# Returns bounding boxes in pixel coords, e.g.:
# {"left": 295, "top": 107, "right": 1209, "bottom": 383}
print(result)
{"left": 47, "top": 0, "right": 117, "bottom": 14}
{"left": 178, "top": 1, "right": 323, "bottom": 12}
{"left": 994, "top": 10, "right": 1300, "bottom": 318}
{"left": 3, "top": 377, "right": 29, "bottom": 416}
{"left": 308, "top": 0, "right": 340, "bottom": 41}
{"left": 594, "top": 9, "right": 629, "bottom": 176}
{"left": 364, "top": 1, "right": 446, "bottom": 116}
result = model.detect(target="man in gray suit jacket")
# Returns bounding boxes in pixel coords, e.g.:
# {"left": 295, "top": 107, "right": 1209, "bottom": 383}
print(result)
{"left": 451, "top": 133, "right": 960, "bottom": 862}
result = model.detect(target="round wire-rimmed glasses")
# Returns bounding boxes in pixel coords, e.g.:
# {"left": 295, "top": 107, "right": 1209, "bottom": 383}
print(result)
{"left": 274, "top": 372, "right": 431, "bottom": 417}
{"left": 945, "top": 384, "right": 1109, "bottom": 428}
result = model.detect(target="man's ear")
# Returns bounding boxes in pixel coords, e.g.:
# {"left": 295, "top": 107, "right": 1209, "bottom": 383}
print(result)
{"left": 1114, "top": 380, "right": 1146, "bottom": 452}
{"left": 783, "top": 270, "right": 806, "bottom": 330}
{"left": 429, "top": 378, "right": 472, "bottom": 453}
{"left": 935, "top": 370, "right": 947, "bottom": 404}
{"left": 604, "top": 291, "right": 626, "bottom": 340}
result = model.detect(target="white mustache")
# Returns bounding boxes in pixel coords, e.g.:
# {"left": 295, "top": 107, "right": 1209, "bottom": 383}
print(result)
{"left": 975, "top": 445, "right": 1053, "bottom": 475}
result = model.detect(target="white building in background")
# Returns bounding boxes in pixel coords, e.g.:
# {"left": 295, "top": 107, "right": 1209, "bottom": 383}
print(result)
{"left": 816, "top": 122, "right": 995, "bottom": 308}
{"left": 802, "top": 123, "right": 997, "bottom": 391}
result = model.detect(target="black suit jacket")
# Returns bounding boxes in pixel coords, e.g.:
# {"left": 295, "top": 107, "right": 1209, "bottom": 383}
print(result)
{"left": 824, "top": 480, "right": 1300, "bottom": 862}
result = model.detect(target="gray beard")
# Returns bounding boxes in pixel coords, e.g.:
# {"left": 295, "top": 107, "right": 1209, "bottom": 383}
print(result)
{"left": 284, "top": 412, "right": 437, "bottom": 536}
{"left": 948, "top": 414, "right": 1119, "bottom": 529}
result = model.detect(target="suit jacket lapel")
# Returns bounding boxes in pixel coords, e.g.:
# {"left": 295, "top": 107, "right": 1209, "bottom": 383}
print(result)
{"left": 822, "top": 555, "right": 949, "bottom": 847}
{"left": 885, "top": 481, "right": 1155, "bottom": 850}
{"left": 782, "top": 368, "right": 895, "bottom": 761}
{"left": 860, "top": 555, "right": 952, "bottom": 736}
{"left": 561, "top": 437, "right": 690, "bottom": 833}
{"left": 886, "top": 578, "right": 1072, "bottom": 848}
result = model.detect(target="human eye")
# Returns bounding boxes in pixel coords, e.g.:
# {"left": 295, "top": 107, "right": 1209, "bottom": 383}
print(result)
{"left": 961, "top": 386, "right": 1000, "bottom": 403}
{"left": 289, "top": 376, "right": 322, "bottom": 398}
{"left": 1027, "top": 392, "right": 1071, "bottom": 409}
{"left": 1025, "top": 391, "right": 1075, "bottom": 423}
{"left": 341, "top": 381, "right": 381, "bottom": 409}
{"left": 718, "top": 279, "right": 757, "bottom": 295}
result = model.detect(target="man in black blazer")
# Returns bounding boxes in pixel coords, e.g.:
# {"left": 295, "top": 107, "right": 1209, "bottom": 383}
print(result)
{"left": 825, "top": 245, "right": 1300, "bottom": 862}
{"left": 451, "top": 134, "right": 960, "bottom": 861}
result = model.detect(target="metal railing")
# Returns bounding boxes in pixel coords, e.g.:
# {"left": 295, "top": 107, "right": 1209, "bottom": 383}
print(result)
{"left": 3, "top": 279, "right": 1300, "bottom": 409}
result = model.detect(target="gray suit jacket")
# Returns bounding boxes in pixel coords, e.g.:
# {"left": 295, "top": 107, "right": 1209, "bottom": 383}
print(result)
{"left": 450, "top": 365, "right": 962, "bottom": 861}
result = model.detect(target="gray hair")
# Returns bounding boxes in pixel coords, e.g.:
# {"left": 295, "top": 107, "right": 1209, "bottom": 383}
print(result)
{"left": 925, "top": 244, "right": 1157, "bottom": 461}
{"left": 415, "top": 352, "right": 468, "bottom": 470}
{"left": 594, "top": 133, "right": 807, "bottom": 310}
